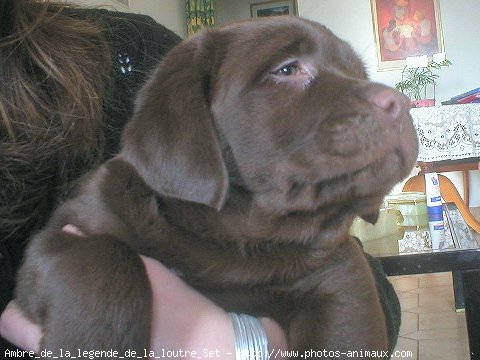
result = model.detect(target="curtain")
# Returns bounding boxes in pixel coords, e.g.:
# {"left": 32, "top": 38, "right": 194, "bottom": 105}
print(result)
{"left": 186, "top": 0, "right": 215, "bottom": 36}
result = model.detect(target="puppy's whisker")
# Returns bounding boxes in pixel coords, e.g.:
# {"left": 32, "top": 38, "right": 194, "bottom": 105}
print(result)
{"left": 247, "top": 201, "right": 255, "bottom": 226}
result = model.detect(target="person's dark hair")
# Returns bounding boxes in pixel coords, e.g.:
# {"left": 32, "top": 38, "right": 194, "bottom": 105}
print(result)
{"left": 0, "top": 0, "right": 111, "bottom": 240}
{"left": 1, "top": 0, "right": 111, "bottom": 157}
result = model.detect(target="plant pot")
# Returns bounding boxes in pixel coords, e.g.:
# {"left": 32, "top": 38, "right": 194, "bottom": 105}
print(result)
{"left": 411, "top": 99, "right": 435, "bottom": 108}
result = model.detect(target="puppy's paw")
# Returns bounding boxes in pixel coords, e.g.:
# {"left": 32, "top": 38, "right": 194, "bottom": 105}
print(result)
{"left": 15, "top": 231, "right": 152, "bottom": 355}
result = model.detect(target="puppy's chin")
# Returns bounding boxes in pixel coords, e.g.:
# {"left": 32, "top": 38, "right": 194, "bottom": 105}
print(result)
{"left": 359, "top": 211, "right": 380, "bottom": 225}
{"left": 253, "top": 149, "right": 410, "bottom": 225}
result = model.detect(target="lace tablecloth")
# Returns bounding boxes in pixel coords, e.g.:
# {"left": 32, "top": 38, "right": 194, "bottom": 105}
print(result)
{"left": 411, "top": 104, "right": 480, "bottom": 162}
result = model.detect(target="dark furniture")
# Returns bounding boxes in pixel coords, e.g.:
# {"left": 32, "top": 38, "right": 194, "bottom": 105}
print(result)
{"left": 364, "top": 204, "right": 480, "bottom": 360}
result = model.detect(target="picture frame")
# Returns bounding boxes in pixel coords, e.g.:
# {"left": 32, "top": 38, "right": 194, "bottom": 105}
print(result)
{"left": 113, "top": 0, "right": 129, "bottom": 7}
{"left": 370, "top": 0, "right": 445, "bottom": 71}
{"left": 250, "top": 0, "right": 298, "bottom": 18}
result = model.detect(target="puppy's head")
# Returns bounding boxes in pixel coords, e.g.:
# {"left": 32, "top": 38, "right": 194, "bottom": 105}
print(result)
{"left": 121, "top": 16, "right": 418, "bottom": 232}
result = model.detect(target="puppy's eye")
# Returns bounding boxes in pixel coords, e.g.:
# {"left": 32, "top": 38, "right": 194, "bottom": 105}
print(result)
{"left": 274, "top": 62, "right": 302, "bottom": 76}
{"left": 269, "top": 61, "right": 315, "bottom": 88}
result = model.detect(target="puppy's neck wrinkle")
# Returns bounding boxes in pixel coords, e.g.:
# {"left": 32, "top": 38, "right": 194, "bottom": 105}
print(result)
{"left": 155, "top": 195, "right": 338, "bottom": 288}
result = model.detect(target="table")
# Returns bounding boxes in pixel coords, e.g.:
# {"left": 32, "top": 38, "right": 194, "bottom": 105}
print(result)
{"left": 363, "top": 204, "right": 480, "bottom": 360}
{"left": 412, "top": 104, "right": 480, "bottom": 204}
{"left": 412, "top": 104, "right": 480, "bottom": 162}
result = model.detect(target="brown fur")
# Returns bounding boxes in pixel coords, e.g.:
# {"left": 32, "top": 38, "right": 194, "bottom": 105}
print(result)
{"left": 16, "top": 17, "right": 418, "bottom": 359}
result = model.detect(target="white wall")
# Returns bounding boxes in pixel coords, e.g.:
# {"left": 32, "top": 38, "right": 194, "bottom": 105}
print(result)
{"left": 216, "top": 0, "right": 251, "bottom": 24}
{"left": 217, "top": 0, "right": 480, "bottom": 104}
{"left": 297, "top": 0, "right": 480, "bottom": 105}
{"left": 68, "top": 0, "right": 186, "bottom": 37}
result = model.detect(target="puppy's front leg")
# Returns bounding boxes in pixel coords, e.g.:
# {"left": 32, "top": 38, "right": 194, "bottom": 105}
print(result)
{"left": 15, "top": 230, "right": 152, "bottom": 358}
{"left": 287, "top": 238, "right": 389, "bottom": 360}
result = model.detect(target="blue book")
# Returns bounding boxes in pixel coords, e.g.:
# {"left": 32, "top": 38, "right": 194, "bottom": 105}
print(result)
{"left": 449, "top": 87, "right": 480, "bottom": 102}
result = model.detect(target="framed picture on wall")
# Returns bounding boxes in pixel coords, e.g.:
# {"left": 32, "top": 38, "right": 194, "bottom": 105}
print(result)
{"left": 250, "top": 0, "right": 298, "bottom": 18}
{"left": 370, "top": 0, "right": 445, "bottom": 70}
{"left": 113, "top": 0, "right": 129, "bottom": 7}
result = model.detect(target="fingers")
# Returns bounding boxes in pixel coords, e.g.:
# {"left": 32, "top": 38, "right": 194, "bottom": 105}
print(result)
{"left": 0, "top": 301, "right": 42, "bottom": 354}
{"left": 62, "top": 224, "right": 85, "bottom": 237}
{"left": 140, "top": 255, "right": 288, "bottom": 358}
{"left": 140, "top": 255, "right": 235, "bottom": 358}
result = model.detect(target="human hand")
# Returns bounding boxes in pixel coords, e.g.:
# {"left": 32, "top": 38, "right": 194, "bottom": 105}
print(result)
{"left": 0, "top": 301, "right": 42, "bottom": 354}
{"left": 143, "top": 255, "right": 287, "bottom": 359}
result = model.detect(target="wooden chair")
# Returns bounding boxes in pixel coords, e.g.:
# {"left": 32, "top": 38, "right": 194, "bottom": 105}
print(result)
{"left": 402, "top": 174, "right": 480, "bottom": 233}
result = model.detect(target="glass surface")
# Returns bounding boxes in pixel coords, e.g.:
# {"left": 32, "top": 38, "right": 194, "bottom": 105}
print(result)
{"left": 363, "top": 203, "right": 480, "bottom": 257}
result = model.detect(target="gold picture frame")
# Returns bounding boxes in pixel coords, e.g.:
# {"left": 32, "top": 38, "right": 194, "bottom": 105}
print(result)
{"left": 370, "top": 0, "right": 445, "bottom": 70}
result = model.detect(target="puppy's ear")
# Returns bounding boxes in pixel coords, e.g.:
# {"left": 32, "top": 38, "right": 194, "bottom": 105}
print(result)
{"left": 120, "top": 33, "right": 228, "bottom": 210}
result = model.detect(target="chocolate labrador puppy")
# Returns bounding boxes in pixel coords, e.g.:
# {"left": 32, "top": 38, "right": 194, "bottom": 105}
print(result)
{"left": 16, "top": 16, "right": 418, "bottom": 359}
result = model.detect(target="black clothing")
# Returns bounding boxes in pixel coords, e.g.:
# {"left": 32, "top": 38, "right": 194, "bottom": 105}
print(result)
{"left": 0, "top": 9, "right": 181, "bottom": 355}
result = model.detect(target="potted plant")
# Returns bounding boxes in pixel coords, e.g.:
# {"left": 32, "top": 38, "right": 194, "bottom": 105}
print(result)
{"left": 395, "top": 58, "right": 451, "bottom": 107}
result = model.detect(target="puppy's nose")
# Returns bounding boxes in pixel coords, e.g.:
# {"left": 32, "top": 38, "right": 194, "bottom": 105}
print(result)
{"left": 370, "top": 88, "right": 409, "bottom": 119}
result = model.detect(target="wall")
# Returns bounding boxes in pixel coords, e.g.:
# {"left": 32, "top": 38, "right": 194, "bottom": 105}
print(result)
{"left": 217, "top": 0, "right": 479, "bottom": 104}
{"left": 216, "top": 0, "right": 480, "bottom": 205}
{"left": 216, "top": 0, "right": 251, "bottom": 23}
{"left": 68, "top": 0, "right": 186, "bottom": 37}
{"left": 297, "top": 0, "right": 480, "bottom": 104}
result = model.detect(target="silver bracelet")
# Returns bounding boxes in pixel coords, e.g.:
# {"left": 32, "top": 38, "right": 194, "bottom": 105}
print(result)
{"left": 228, "top": 313, "right": 270, "bottom": 360}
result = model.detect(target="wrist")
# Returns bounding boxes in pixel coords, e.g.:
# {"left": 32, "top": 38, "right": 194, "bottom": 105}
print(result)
{"left": 141, "top": 256, "right": 287, "bottom": 359}
{"left": 260, "top": 318, "right": 288, "bottom": 359}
